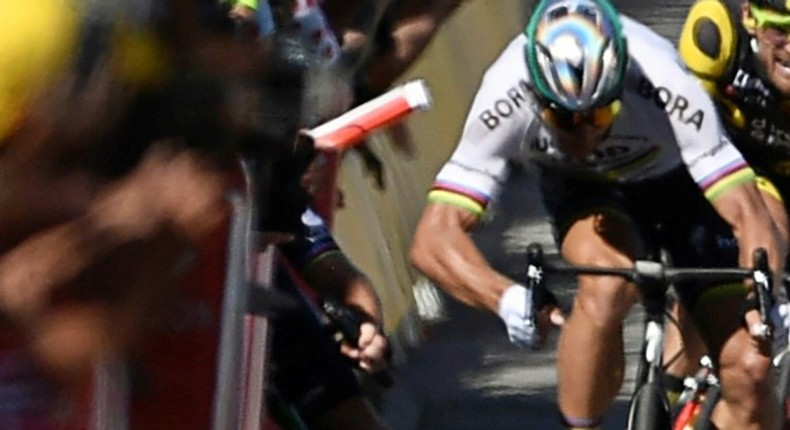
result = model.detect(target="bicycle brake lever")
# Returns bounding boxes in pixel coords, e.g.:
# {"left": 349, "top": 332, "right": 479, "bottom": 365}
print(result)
{"left": 752, "top": 248, "right": 773, "bottom": 339}
{"left": 749, "top": 322, "right": 771, "bottom": 340}
{"left": 526, "top": 243, "right": 544, "bottom": 272}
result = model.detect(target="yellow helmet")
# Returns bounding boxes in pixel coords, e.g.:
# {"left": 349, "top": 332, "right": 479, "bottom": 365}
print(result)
{"left": 0, "top": 0, "right": 80, "bottom": 141}
{"left": 0, "top": 0, "right": 173, "bottom": 143}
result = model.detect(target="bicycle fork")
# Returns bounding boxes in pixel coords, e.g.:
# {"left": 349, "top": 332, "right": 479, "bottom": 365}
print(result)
{"left": 637, "top": 281, "right": 667, "bottom": 387}
{"left": 643, "top": 318, "right": 665, "bottom": 383}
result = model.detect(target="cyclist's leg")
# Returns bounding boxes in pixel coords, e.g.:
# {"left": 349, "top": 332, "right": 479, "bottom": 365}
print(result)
{"left": 663, "top": 173, "right": 780, "bottom": 429}
{"left": 540, "top": 169, "right": 647, "bottom": 427}
{"left": 556, "top": 212, "right": 643, "bottom": 426}
{"left": 705, "top": 175, "right": 790, "bottom": 428}
{"left": 691, "top": 289, "right": 778, "bottom": 429}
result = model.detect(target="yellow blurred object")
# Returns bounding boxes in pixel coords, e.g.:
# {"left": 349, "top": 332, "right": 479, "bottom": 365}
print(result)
{"left": 0, "top": 0, "right": 80, "bottom": 141}
{"left": 112, "top": 28, "right": 171, "bottom": 88}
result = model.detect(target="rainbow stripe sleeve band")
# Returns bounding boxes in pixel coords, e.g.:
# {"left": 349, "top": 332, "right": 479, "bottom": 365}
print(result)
{"left": 701, "top": 163, "right": 756, "bottom": 201}
{"left": 427, "top": 182, "right": 489, "bottom": 216}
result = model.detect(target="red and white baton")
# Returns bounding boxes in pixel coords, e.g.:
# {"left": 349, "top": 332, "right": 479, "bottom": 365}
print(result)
{"left": 305, "top": 79, "right": 432, "bottom": 151}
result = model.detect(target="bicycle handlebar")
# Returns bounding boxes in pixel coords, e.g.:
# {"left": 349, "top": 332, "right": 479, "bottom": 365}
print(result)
{"left": 525, "top": 243, "right": 785, "bottom": 339}
{"left": 536, "top": 260, "right": 754, "bottom": 285}
{"left": 526, "top": 243, "right": 789, "bottom": 285}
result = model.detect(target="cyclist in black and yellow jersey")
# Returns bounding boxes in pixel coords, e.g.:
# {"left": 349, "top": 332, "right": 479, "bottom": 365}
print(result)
{"left": 660, "top": 0, "right": 790, "bottom": 414}
{"left": 680, "top": 0, "right": 790, "bottom": 181}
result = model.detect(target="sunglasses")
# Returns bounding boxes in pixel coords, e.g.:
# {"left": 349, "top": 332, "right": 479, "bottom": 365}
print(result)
{"left": 541, "top": 100, "right": 622, "bottom": 129}
{"left": 748, "top": 3, "right": 790, "bottom": 30}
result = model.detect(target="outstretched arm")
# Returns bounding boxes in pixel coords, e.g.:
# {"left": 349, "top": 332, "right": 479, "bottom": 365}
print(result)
{"left": 409, "top": 202, "right": 513, "bottom": 313}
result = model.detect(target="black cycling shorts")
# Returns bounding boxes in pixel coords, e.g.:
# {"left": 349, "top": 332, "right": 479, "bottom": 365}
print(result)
{"left": 538, "top": 165, "right": 739, "bottom": 310}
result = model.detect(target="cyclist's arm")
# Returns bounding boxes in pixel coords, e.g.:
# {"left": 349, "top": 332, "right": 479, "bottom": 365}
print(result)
{"left": 410, "top": 202, "right": 515, "bottom": 313}
{"left": 281, "top": 207, "right": 384, "bottom": 324}
{"left": 627, "top": 18, "right": 788, "bottom": 272}
{"left": 303, "top": 252, "right": 383, "bottom": 326}
{"left": 279, "top": 207, "right": 389, "bottom": 370}
{"left": 711, "top": 181, "right": 788, "bottom": 273}
{"left": 410, "top": 35, "right": 535, "bottom": 313}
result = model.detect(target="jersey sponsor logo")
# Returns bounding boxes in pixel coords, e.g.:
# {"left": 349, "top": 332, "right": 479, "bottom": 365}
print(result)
{"left": 479, "top": 79, "right": 531, "bottom": 131}
{"left": 637, "top": 77, "right": 705, "bottom": 131}
{"left": 728, "top": 68, "right": 790, "bottom": 148}
{"left": 732, "top": 69, "right": 771, "bottom": 107}
{"left": 688, "top": 135, "right": 730, "bottom": 169}
{"left": 750, "top": 117, "right": 790, "bottom": 147}
{"left": 531, "top": 135, "right": 657, "bottom": 175}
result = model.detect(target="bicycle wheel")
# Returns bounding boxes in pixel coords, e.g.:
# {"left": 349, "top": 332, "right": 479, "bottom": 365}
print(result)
{"left": 627, "top": 382, "right": 672, "bottom": 430}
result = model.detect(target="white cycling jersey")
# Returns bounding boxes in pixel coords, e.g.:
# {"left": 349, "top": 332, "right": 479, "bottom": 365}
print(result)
{"left": 429, "top": 16, "right": 754, "bottom": 217}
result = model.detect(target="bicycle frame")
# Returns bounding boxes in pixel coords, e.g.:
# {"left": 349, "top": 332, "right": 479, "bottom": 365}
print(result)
{"left": 524, "top": 243, "right": 774, "bottom": 430}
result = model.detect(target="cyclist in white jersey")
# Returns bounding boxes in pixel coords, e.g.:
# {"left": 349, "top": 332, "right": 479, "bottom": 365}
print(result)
{"left": 409, "top": 0, "right": 788, "bottom": 428}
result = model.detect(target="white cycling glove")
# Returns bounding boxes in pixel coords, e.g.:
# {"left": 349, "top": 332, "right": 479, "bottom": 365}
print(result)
{"left": 497, "top": 284, "right": 540, "bottom": 350}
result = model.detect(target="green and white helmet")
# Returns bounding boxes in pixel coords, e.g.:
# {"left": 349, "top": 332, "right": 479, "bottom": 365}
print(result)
{"left": 524, "top": 0, "right": 628, "bottom": 111}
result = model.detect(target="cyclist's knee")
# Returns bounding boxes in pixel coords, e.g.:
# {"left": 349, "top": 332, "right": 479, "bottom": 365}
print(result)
{"left": 719, "top": 337, "right": 774, "bottom": 400}
{"left": 573, "top": 276, "right": 639, "bottom": 328}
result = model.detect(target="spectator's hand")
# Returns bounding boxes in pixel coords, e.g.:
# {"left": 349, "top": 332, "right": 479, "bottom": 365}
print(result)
{"left": 340, "top": 321, "right": 390, "bottom": 373}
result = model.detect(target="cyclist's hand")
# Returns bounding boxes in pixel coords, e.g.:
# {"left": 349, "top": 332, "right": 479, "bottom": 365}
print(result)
{"left": 540, "top": 303, "right": 566, "bottom": 328}
{"left": 745, "top": 308, "right": 768, "bottom": 339}
{"left": 498, "top": 284, "right": 543, "bottom": 349}
{"left": 340, "top": 321, "right": 390, "bottom": 373}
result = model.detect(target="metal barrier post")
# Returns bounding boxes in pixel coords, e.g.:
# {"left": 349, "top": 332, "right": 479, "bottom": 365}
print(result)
{"left": 212, "top": 158, "right": 257, "bottom": 430}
